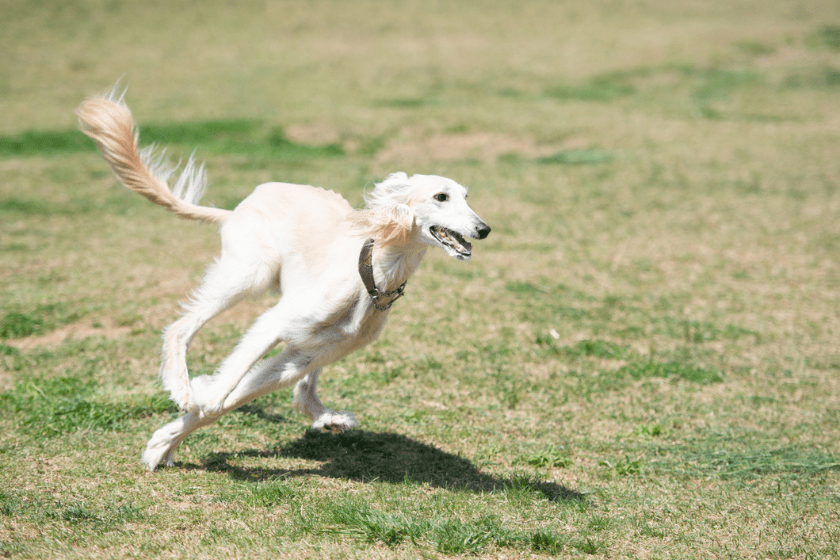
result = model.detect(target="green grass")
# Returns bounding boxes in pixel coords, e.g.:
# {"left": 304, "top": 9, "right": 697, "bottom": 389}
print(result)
{"left": 1, "top": 0, "right": 839, "bottom": 558}
{"left": 0, "top": 303, "right": 84, "bottom": 339}
{"left": 0, "top": 129, "right": 96, "bottom": 156}
{"left": 0, "top": 119, "right": 344, "bottom": 161}
{"left": 0, "top": 374, "right": 176, "bottom": 437}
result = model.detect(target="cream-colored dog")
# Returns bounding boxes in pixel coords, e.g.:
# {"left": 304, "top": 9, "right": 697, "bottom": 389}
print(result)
{"left": 76, "top": 89, "right": 490, "bottom": 471}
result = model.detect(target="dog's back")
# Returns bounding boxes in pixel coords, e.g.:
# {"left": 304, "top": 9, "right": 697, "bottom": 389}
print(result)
{"left": 222, "top": 182, "right": 361, "bottom": 284}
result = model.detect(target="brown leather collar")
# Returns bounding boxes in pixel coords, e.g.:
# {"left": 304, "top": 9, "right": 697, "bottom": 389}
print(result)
{"left": 358, "top": 238, "right": 406, "bottom": 311}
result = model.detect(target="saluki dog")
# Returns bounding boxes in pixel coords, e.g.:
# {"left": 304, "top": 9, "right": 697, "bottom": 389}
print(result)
{"left": 76, "top": 89, "right": 491, "bottom": 471}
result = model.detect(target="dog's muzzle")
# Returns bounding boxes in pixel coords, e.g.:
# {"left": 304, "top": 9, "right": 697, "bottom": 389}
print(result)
{"left": 430, "top": 225, "right": 473, "bottom": 259}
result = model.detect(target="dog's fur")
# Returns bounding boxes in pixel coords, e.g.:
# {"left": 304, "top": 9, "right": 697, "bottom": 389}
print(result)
{"left": 76, "top": 89, "right": 490, "bottom": 471}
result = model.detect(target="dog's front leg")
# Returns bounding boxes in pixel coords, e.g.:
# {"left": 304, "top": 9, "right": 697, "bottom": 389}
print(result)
{"left": 293, "top": 370, "right": 358, "bottom": 432}
{"left": 143, "top": 347, "right": 311, "bottom": 471}
{"left": 191, "top": 303, "right": 294, "bottom": 417}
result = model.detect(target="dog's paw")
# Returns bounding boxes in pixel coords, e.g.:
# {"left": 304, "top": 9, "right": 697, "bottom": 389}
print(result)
{"left": 312, "top": 410, "right": 358, "bottom": 433}
{"left": 194, "top": 398, "right": 225, "bottom": 419}
{"left": 169, "top": 385, "right": 194, "bottom": 412}
{"left": 190, "top": 375, "right": 225, "bottom": 418}
{"left": 199, "top": 402, "right": 225, "bottom": 419}
{"left": 142, "top": 431, "right": 177, "bottom": 472}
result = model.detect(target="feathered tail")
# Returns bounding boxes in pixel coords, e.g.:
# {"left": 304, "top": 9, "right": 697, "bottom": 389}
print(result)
{"left": 75, "top": 88, "right": 232, "bottom": 224}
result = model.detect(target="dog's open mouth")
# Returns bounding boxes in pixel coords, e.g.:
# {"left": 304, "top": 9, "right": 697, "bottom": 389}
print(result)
{"left": 430, "top": 225, "right": 472, "bottom": 259}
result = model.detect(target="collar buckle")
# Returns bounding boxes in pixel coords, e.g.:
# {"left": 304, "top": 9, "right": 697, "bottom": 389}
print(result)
{"left": 368, "top": 282, "right": 406, "bottom": 311}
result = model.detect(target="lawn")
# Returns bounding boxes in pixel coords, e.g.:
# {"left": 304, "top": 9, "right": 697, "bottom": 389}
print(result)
{"left": 1, "top": 0, "right": 839, "bottom": 558}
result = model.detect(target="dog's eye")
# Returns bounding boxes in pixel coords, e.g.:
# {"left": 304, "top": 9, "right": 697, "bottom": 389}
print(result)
{"left": 433, "top": 193, "right": 448, "bottom": 202}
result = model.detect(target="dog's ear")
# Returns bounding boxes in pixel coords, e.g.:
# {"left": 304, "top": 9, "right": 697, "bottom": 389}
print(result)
{"left": 366, "top": 202, "right": 414, "bottom": 245}
{"left": 355, "top": 172, "right": 417, "bottom": 245}
{"left": 382, "top": 171, "right": 409, "bottom": 184}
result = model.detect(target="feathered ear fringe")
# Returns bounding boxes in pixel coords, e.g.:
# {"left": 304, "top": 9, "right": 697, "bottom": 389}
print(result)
{"left": 359, "top": 203, "right": 414, "bottom": 245}
{"left": 352, "top": 173, "right": 416, "bottom": 245}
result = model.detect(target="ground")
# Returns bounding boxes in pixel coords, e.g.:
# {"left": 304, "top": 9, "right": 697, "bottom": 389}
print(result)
{"left": 1, "top": 1, "right": 839, "bottom": 558}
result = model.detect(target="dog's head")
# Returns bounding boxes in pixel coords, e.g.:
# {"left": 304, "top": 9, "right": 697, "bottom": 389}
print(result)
{"left": 361, "top": 173, "right": 491, "bottom": 260}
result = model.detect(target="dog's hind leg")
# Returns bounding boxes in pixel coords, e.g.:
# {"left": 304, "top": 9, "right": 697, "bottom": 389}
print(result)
{"left": 141, "top": 408, "right": 217, "bottom": 471}
{"left": 189, "top": 299, "right": 300, "bottom": 417}
{"left": 293, "top": 370, "right": 358, "bottom": 432}
{"left": 160, "top": 254, "right": 278, "bottom": 411}
{"left": 143, "top": 346, "right": 311, "bottom": 471}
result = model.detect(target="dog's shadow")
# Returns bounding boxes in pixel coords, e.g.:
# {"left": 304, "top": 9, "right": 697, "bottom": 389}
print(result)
{"left": 196, "top": 427, "right": 585, "bottom": 504}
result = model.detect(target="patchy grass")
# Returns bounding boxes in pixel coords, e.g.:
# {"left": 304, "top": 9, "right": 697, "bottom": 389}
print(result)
{"left": 0, "top": 119, "right": 344, "bottom": 163}
{"left": 0, "top": 373, "right": 176, "bottom": 437}
{"left": 0, "top": 303, "right": 83, "bottom": 339}
{"left": 1, "top": 0, "right": 839, "bottom": 558}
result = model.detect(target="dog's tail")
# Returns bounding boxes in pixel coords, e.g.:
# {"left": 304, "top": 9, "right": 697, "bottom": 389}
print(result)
{"left": 76, "top": 89, "right": 232, "bottom": 225}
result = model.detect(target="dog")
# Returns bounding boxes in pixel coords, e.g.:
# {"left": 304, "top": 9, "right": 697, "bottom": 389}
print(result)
{"left": 76, "top": 89, "right": 491, "bottom": 471}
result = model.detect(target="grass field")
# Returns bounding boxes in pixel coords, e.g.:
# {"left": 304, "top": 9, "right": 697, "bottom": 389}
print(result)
{"left": 2, "top": 0, "right": 840, "bottom": 557}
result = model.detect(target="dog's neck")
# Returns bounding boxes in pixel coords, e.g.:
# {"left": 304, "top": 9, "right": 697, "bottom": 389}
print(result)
{"left": 371, "top": 240, "right": 427, "bottom": 291}
{"left": 373, "top": 242, "right": 427, "bottom": 291}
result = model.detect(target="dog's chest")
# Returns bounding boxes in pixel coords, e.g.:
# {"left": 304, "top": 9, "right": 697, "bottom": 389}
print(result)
{"left": 308, "top": 298, "right": 388, "bottom": 355}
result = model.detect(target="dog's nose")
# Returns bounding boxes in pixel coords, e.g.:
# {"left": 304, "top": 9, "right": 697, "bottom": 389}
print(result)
{"left": 477, "top": 223, "right": 491, "bottom": 239}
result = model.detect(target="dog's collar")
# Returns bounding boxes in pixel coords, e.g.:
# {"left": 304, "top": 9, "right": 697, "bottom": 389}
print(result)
{"left": 358, "top": 238, "right": 406, "bottom": 311}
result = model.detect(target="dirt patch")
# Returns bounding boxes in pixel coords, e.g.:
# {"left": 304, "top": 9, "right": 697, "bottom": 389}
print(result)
{"left": 375, "top": 129, "right": 562, "bottom": 164}
{"left": 4, "top": 318, "right": 133, "bottom": 352}
{"left": 284, "top": 121, "right": 342, "bottom": 146}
